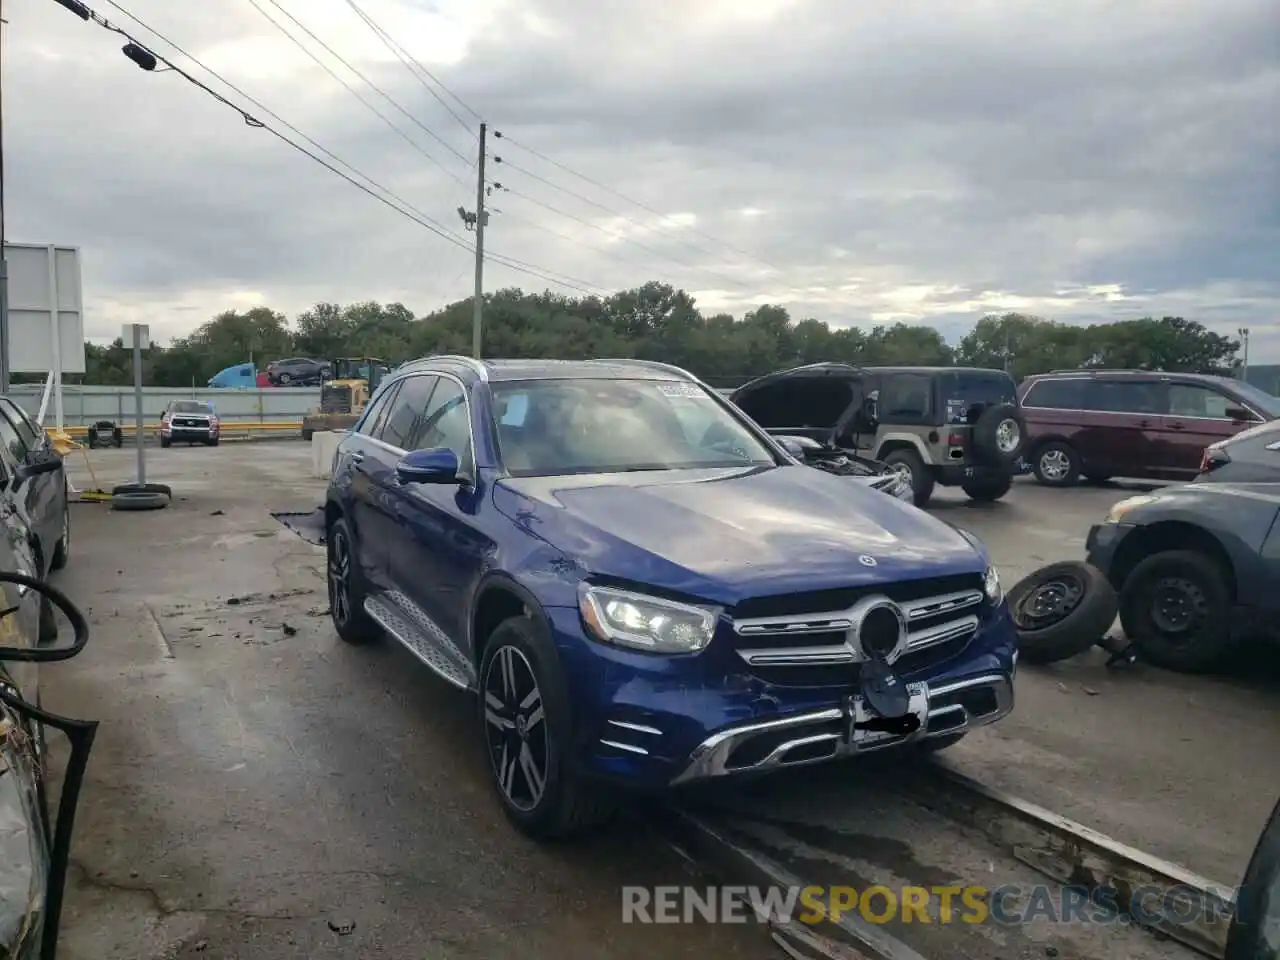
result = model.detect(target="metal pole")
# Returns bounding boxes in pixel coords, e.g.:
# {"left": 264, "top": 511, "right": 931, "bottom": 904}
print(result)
{"left": 471, "top": 121, "right": 487, "bottom": 359}
{"left": 1242, "top": 329, "right": 1250, "bottom": 383}
{"left": 0, "top": 0, "right": 8, "bottom": 395}
{"left": 132, "top": 324, "right": 145, "bottom": 485}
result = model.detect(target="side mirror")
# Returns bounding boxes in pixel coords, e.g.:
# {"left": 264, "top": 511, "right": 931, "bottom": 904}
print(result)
{"left": 16, "top": 458, "right": 61, "bottom": 481}
{"left": 1225, "top": 406, "right": 1256, "bottom": 423}
{"left": 396, "top": 447, "right": 461, "bottom": 484}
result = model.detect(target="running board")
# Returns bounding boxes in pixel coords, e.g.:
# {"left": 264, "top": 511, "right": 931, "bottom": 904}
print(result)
{"left": 364, "top": 591, "right": 476, "bottom": 691}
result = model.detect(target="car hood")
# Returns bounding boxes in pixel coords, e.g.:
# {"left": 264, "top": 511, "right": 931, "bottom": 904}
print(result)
{"left": 493, "top": 464, "right": 984, "bottom": 606}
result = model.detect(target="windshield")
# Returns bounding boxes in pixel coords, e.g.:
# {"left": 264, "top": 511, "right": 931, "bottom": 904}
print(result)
{"left": 172, "top": 401, "right": 211, "bottom": 413}
{"left": 491, "top": 378, "right": 777, "bottom": 476}
{"left": 1228, "top": 380, "right": 1280, "bottom": 419}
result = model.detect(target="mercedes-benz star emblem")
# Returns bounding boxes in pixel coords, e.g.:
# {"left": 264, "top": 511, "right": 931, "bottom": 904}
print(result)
{"left": 858, "top": 555, "right": 877, "bottom": 567}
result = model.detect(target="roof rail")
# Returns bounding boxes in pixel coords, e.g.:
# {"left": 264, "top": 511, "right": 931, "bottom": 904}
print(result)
{"left": 1046, "top": 368, "right": 1147, "bottom": 376}
{"left": 590, "top": 358, "right": 696, "bottom": 380}
{"left": 402, "top": 354, "right": 489, "bottom": 380}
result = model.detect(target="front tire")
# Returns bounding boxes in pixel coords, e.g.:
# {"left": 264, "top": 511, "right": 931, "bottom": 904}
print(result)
{"left": 1032, "top": 441, "right": 1080, "bottom": 487}
{"left": 882, "top": 448, "right": 935, "bottom": 507}
{"left": 327, "top": 516, "right": 379, "bottom": 645}
{"left": 479, "top": 615, "right": 614, "bottom": 840}
{"left": 1119, "top": 549, "right": 1234, "bottom": 673}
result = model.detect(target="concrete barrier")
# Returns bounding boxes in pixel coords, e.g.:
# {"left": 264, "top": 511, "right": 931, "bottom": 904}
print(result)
{"left": 311, "top": 431, "right": 343, "bottom": 479}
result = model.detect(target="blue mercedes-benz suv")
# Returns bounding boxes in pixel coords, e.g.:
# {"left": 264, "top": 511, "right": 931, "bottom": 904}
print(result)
{"left": 324, "top": 356, "right": 1017, "bottom": 838}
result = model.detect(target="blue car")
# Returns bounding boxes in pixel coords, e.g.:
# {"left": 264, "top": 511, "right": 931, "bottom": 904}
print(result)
{"left": 324, "top": 356, "right": 1017, "bottom": 839}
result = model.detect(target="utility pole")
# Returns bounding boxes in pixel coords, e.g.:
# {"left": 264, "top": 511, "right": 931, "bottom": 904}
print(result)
{"left": 1238, "top": 327, "right": 1251, "bottom": 382}
{"left": 470, "top": 122, "right": 487, "bottom": 359}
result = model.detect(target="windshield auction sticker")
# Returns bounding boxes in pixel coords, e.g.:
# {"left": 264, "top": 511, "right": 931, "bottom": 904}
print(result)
{"left": 657, "top": 382, "right": 706, "bottom": 399}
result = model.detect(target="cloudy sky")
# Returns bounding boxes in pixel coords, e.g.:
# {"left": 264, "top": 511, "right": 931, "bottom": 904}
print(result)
{"left": 6, "top": 0, "right": 1278, "bottom": 357}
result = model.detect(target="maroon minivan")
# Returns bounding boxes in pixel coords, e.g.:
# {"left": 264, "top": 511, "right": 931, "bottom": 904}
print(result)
{"left": 1017, "top": 370, "right": 1280, "bottom": 486}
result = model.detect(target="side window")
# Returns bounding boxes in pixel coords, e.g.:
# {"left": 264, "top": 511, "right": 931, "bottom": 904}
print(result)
{"left": 355, "top": 381, "right": 401, "bottom": 437}
{"left": 0, "top": 400, "right": 40, "bottom": 451}
{"left": 1084, "top": 381, "right": 1163, "bottom": 414}
{"left": 0, "top": 413, "right": 27, "bottom": 463}
{"left": 409, "top": 378, "right": 472, "bottom": 466}
{"left": 879, "top": 374, "right": 933, "bottom": 419}
{"left": 1167, "top": 384, "right": 1232, "bottom": 419}
{"left": 1022, "top": 379, "right": 1083, "bottom": 410}
{"left": 378, "top": 376, "right": 437, "bottom": 449}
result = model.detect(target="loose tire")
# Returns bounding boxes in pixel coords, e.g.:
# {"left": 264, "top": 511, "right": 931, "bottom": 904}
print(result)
{"left": 1009, "top": 561, "right": 1118, "bottom": 664}
{"left": 970, "top": 404, "right": 1027, "bottom": 465}
{"left": 1032, "top": 441, "right": 1081, "bottom": 487}
{"left": 1119, "top": 549, "right": 1234, "bottom": 673}
{"left": 327, "top": 516, "right": 380, "bottom": 645}
{"left": 961, "top": 473, "right": 1012, "bottom": 503}
{"left": 882, "top": 448, "right": 935, "bottom": 508}
{"left": 479, "top": 615, "right": 614, "bottom": 840}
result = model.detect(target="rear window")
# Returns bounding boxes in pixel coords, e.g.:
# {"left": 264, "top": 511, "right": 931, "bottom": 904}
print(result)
{"left": 940, "top": 371, "right": 1016, "bottom": 423}
{"left": 172, "top": 401, "right": 211, "bottom": 413}
{"left": 1021, "top": 378, "right": 1084, "bottom": 409}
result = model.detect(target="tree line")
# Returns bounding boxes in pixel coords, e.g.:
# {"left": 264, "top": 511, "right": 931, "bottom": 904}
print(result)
{"left": 51, "top": 281, "right": 1243, "bottom": 389}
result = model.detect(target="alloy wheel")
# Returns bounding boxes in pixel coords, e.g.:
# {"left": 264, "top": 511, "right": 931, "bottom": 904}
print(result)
{"left": 996, "top": 419, "right": 1021, "bottom": 454}
{"left": 1039, "top": 448, "right": 1071, "bottom": 482}
{"left": 483, "top": 645, "right": 548, "bottom": 813}
{"left": 328, "top": 530, "right": 351, "bottom": 627}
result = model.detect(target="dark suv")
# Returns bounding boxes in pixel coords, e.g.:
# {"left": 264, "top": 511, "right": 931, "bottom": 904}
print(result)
{"left": 730, "top": 364, "right": 1027, "bottom": 507}
{"left": 266, "top": 357, "right": 330, "bottom": 386}
{"left": 325, "top": 357, "right": 1016, "bottom": 839}
{"left": 1018, "top": 370, "right": 1280, "bottom": 486}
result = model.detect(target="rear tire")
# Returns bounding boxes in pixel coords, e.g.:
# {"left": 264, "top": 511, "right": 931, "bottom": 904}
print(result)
{"left": 479, "top": 615, "right": 615, "bottom": 840}
{"left": 961, "top": 473, "right": 1012, "bottom": 502}
{"left": 882, "top": 448, "right": 935, "bottom": 508}
{"left": 970, "top": 404, "right": 1027, "bottom": 465}
{"left": 1032, "top": 441, "right": 1081, "bottom": 487}
{"left": 326, "top": 516, "right": 380, "bottom": 645}
{"left": 1119, "top": 549, "right": 1234, "bottom": 673}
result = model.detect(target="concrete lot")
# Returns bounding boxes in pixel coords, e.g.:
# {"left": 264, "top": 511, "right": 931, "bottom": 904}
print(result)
{"left": 44, "top": 442, "right": 1277, "bottom": 957}
{"left": 48, "top": 445, "right": 774, "bottom": 960}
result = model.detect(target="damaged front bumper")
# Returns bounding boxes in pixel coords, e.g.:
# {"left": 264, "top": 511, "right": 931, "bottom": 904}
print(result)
{"left": 670, "top": 671, "right": 1014, "bottom": 784}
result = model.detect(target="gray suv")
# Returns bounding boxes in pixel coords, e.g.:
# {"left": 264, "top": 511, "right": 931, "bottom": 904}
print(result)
{"left": 730, "top": 364, "right": 1027, "bottom": 507}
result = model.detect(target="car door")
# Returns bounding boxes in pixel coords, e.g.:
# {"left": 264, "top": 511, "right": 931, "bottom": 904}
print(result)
{"left": 386, "top": 375, "right": 491, "bottom": 657}
{"left": 1076, "top": 379, "right": 1165, "bottom": 479}
{"left": 340, "top": 377, "right": 411, "bottom": 590}
{"left": 0, "top": 399, "right": 62, "bottom": 559}
{"left": 1159, "top": 382, "right": 1260, "bottom": 479}
{"left": 0, "top": 407, "right": 57, "bottom": 574}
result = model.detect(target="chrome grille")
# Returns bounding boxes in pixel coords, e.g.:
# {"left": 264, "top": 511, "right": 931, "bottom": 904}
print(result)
{"left": 731, "top": 586, "right": 985, "bottom": 672}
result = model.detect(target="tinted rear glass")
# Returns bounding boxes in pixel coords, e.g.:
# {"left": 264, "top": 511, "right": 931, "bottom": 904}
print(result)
{"left": 172, "top": 401, "right": 211, "bottom": 413}
{"left": 1022, "top": 379, "right": 1084, "bottom": 409}
{"left": 940, "top": 371, "right": 1016, "bottom": 422}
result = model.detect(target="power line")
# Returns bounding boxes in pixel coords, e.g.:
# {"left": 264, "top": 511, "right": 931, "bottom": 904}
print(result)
{"left": 62, "top": 1, "right": 602, "bottom": 298}
{"left": 494, "top": 181, "right": 752, "bottom": 291}
{"left": 340, "top": 0, "right": 479, "bottom": 142}
{"left": 250, "top": 0, "right": 472, "bottom": 170}
{"left": 494, "top": 130, "right": 784, "bottom": 274}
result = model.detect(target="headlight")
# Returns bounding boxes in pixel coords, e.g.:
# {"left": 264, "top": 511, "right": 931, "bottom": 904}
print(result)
{"left": 983, "top": 565, "right": 1002, "bottom": 605}
{"left": 578, "top": 584, "right": 719, "bottom": 654}
{"left": 1106, "top": 495, "right": 1160, "bottom": 524}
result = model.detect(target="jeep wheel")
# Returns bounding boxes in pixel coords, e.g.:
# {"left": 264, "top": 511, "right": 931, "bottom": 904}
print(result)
{"left": 480, "top": 615, "right": 615, "bottom": 840}
{"left": 961, "top": 473, "right": 1012, "bottom": 502}
{"left": 971, "top": 404, "right": 1027, "bottom": 465}
{"left": 1032, "top": 441, "right": 1081, "bottom": 487}
{"left": 1119, "top": 549, "right": 1234, "bottom": 673}
{"left": 882, "top": 449, "right": 934, "bottom": 508}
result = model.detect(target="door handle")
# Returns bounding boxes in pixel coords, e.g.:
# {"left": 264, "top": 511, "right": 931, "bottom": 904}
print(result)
{"left": 1138, "top": 419, "right": 1152, "bottom": 428}
{"left": 349, "top": 452, "right": 365, "bottom": 466}
{"left": 1169, "top": 422, "right": 1186, "bottom": 431}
